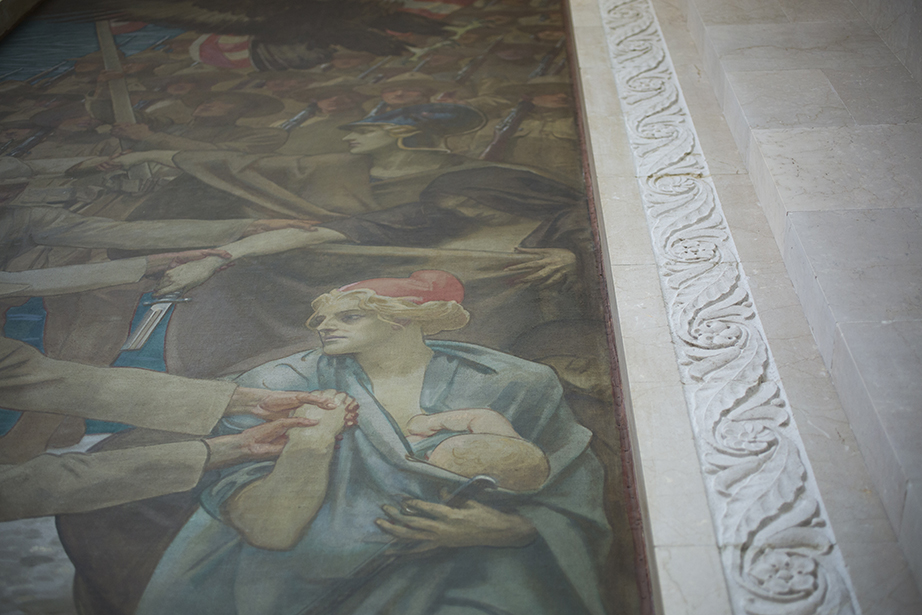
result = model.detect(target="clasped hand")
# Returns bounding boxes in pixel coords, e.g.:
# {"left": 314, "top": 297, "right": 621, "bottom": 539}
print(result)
{"left": 505, "top": 247, "right": 576, "bottom": 288}
{"left": 376, "top": 493, "right": 536, "bottom": 553}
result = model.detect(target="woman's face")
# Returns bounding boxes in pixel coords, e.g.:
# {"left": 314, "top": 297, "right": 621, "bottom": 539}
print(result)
{"left": 342, "top": 126, "right": 398, "bottom": 154}
{"left": 308, "top": 296, "right": 399, "bottom": 356}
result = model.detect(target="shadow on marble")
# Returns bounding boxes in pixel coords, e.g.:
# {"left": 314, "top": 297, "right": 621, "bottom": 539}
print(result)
{"left": 839, "top": 538, "right": 922, "bottom": 615}
{"left": 900, "top": 482, "right": 922, "bottom": 589}
{"left": 837, "top": 320, "right": 922, "bottom": 476}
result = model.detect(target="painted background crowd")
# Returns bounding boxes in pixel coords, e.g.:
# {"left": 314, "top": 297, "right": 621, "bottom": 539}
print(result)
{"left": 0, "top": 0, "right": 641, "bottom": 613}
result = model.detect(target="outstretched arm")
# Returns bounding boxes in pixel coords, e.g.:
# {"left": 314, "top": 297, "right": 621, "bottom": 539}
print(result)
{"left": 156, "top": 227, "right": 349, "bottom": 295}
{"left": 406, "top": 408, "right": 522, "bottom": 438}
{"left": 222, "top": 390, "right": 358, "bottom": 550}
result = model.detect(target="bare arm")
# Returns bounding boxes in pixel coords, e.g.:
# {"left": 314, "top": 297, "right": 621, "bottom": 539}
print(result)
{"left": 156, "top": 227, "right": 348, "bottom": 294}
{"left": 222, "top": 391, "right": 356, "bottom": 550}
{"left": 406, "top": 408, "right": 521, "bottom": 438}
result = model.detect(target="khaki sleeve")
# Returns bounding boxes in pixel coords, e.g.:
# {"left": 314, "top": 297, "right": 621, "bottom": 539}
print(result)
{"left": 26, "top": 207, "right": 250, "bottom": 251}
{"left": 0, "top": 258, "right": 147, "bottom": 297}
{"left": 0, "top": 337, "right": 236, "bottom": 434}
{"left": 0, "top": 440, "right": 208, "bottom": 521}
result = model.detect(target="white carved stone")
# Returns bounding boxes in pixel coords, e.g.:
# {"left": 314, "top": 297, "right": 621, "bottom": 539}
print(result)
{"left": 597, "top": 1, "right": 862, "bottom": 613}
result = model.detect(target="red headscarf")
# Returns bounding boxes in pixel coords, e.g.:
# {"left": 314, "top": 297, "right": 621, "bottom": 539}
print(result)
{"left": 338, "top": 270, "right": 464, "bottom": 304}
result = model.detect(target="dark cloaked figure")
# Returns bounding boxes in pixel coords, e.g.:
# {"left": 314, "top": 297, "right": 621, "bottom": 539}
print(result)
{"left": 323, "top": 165, "right": 599, "bottom": 312}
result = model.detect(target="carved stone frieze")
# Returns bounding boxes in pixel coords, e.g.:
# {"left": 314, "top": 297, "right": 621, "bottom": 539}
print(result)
{"left": 596, "top": 1, "right": 861, "bottom": 613}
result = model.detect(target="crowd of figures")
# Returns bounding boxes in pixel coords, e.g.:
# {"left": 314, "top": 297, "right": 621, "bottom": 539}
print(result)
{"left": 0, "top": 0, "right": 641, "bottom": 614}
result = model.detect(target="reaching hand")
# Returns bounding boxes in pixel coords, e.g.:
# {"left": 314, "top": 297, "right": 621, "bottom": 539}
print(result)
{"left": 111, "top": 122, "right": 154, "bottom": 141}
{"left": 226, "top": 388, "right": 349, "bottom": 420}
{"left": 145, "top": 249, "right": 232, "bottom": 276}
{"left": 153, "top": 255, "right": 228, "bottom": 295}
{"left": 504, "top": 247, "right": 577, "bottom": 288}
{"left": 203, "top": 417, "right": 319, "bottom": 470}
{"left": 376, "top": 495, "right": 536, "bottom": 553}
{"left": 289, "top": 389, "right": 359, "bottom": 441}
{"left": 96, "top": 150, "right": 153, "bottom": 172}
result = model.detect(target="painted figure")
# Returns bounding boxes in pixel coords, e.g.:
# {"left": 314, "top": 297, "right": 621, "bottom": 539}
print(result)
{"left": 136, "top": 271, "right": 610, "bottom": 615}
{"left": 0, "top": 1, "right": 640, "bottom": 613}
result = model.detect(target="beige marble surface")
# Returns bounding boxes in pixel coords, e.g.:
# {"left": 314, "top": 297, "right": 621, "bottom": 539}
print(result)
{"left": 676, "top": 0, "right": 922, "bottom": 606}
{"left": 850, "top": 0, "right": 922, "bottom": 83}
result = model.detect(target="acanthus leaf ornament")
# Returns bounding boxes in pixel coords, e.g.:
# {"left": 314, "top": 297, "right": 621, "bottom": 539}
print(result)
{"left": 597, "top": 0, "right": 861, "bottom": 612}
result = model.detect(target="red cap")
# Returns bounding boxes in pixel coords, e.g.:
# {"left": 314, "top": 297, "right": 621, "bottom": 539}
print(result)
{"left": 338, "top": 270, "right": 464, "bottom": 304}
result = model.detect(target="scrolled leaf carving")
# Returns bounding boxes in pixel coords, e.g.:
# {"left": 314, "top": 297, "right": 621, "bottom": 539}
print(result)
{"left": 598, "top": 0, "right": 860, "bottom": 613}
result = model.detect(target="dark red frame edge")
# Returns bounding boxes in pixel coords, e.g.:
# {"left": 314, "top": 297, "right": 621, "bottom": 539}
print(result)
{"left": 560, "top": 0, "right": 656, "bottom": 613}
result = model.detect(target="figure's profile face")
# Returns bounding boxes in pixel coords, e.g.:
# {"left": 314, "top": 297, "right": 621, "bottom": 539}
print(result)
{"left": 0, "top": 128, "right": 32, "bottom": 141}
{"left": 318, "top": 94, "right": 356, "bottom": 114}
{"left": 193, "top": 99, "right": 239, "bottom": 118}
{"left": 309, "top": 296, "right": 399, "bottom": 356}
{"left": 381, "top": 88, "right": 429, "bottom": 105}
{"left": 342, "top": 125, "right": 398, "bottom": 154}
{"left": 532, "top": 92, "right": 570, "bottom": 109}
{"left": 166, "top": 82, "right": 196, "bottom": 96}
{"left": 59, "top": 116, "right": 102, "bottom": 132}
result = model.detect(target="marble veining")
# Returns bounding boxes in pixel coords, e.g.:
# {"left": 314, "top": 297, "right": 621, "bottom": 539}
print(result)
{"left": 598, "top": 0, "right": 861, "bottom": 612}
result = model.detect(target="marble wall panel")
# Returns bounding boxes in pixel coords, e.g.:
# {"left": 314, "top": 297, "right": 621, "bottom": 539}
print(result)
{"left": 823, "top": 65, "right": 922, "bottom": 125}
{"left": 837, "top": 320, "right": 922, "bottom": 483}
{"left": 901, "top": 482, "right": 922, "bottom": 587}
{"left": 706, "top": 21, "right": 900, "bottom": 72}
{"left": 777, "top": 0, "right": 863, "bottom": 22}
{"left": 751, "top": 125, "right": 922, "bottom": 214}
{"left": 850, "top": 0, "right": 921, "bottom": 81}
{"left": 691, "top": 0, "right": 787, "bottom": 25}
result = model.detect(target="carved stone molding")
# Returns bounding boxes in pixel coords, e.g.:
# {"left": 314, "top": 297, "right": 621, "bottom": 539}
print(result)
{"left": 596, "top": 1, "right": 861, "bottom": 613}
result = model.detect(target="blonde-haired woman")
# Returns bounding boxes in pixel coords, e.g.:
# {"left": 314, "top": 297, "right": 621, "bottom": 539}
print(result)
{"left": 137, "top": 271, "right": 611, "bottom": 615}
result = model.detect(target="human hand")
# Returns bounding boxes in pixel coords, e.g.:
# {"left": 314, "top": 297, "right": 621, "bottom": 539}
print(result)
{"left": 504, "top": 247, "right": 576, "bottom": 288}
{"left": 225, "top": 387, "right": 344, "bottom": 419}
{"left": 377, "top": 496, "right": 536, "bottom": 553}
{"left": 406, "top": 408, "right": 519, "bottom": 438}
{"left": 289, "top": 389, "right": 359, "bottom": 441}
{"left": 96, "top": 69, "right": 126, "bottom": 83}
{"left": 153, "top": 255, "right": 227, "bottom": 295}
{"left": 241, "top": 219, "right": 320, "bottom": 237}
{"left": 145, "top": 248, "right": 232, "bottom": 276}
{"left": 203, "top": 417, "right": 319, "bottom": 469}
{"left": 95, "top": 150, "right": 153, "bottom": 172}
{"left": 111, "top": 122, "right": 154, "bottom": 140}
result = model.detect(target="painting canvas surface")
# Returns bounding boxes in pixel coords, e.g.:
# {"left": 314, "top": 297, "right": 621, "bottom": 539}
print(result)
{"left": 0, "top": 1, "right": 643, "bottom": 613}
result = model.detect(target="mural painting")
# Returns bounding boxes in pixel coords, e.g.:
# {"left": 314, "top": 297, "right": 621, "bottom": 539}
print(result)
{"left": 0, "top": 1, "right": 644, "bottom": 613}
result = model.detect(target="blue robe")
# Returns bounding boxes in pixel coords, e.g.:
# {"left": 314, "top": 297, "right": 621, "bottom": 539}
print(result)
{"left": 137, "top": 341, "right": 611, "bottom": 615}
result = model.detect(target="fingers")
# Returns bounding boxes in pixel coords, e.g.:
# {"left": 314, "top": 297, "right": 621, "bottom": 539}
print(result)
{"left": 374, "top": 519, "right": 435, "bottom": 542}
{"left": 154, "top": 278, "right": 181, "bottom": 296}
{"left": 380, "top": 505, "right": 444, "bottom": 533}
{"left": 398, "top": 499, "right": 455, "bottom": 521}
{"left": 513, "top": 267, "right": 554, "bottom": 285}
{"left": 297, "top": 391, "right": 339, "bottom": 410}
{"left": 261, "top": 417, "right": 319, "bottom": 434}
{"left": 539, "top": 270, "right": 567, "bottom": 288}
{"left": 202, "top": 249, "right": 232, "bottom": 260}
{"left": 503, "top": 260, "right": 544, "bottom": 273}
